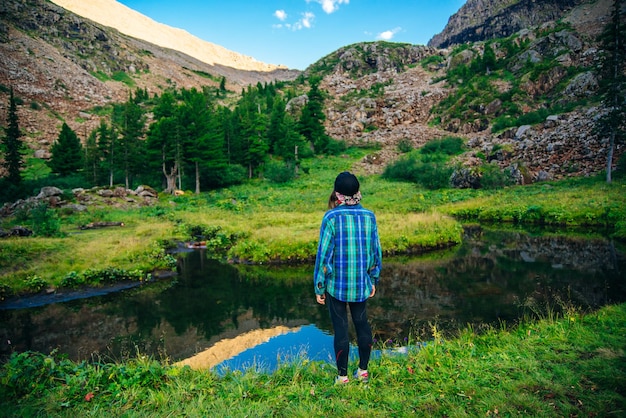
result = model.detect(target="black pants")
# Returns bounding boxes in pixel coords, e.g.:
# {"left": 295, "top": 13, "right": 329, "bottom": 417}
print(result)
{"left": 326, "top": 293, "right": 373, "bottom": 376}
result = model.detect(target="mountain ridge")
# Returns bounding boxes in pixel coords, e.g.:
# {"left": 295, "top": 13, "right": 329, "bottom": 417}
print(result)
{"left": 49, "top": 0, "right": 289, "bottom": 72}
{"left": 0, "top": 0, "right": 622, "bottom": 186}
{"left": 428, "top": 0, "right": 604, "bottom": 48}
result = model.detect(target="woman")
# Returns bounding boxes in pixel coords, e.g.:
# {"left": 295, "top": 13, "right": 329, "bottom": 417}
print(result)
{"left": 314, "top": 171, "right": 383, "bottom": 384}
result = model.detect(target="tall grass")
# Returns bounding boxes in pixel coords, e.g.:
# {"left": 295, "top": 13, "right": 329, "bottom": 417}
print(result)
{"left": 1, "top": 153, "right": 624, "bottom": 296}
{"left": 1, "top": 303, "right": 624, "bottom": 416}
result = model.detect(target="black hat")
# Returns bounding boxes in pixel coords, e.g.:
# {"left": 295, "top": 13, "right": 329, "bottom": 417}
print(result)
{"left": 334, "top": 171, "right": 360, "bottom": 196}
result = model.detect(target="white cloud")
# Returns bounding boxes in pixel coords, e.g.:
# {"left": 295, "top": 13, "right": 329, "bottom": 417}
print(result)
{"left": 274, "top": 6, "right": 317, "bottom": 31}
{"left": 291, "top": 11, "right": 315, "bottom": 30}
{"left": 377, "top": 27, "right": 402, "bottom": 41}
{"left": 307, "top": 0, "right": 349, "bottom": 14}
{"left": 302, "top": 12, "right": 314, "bottom": 28}
{"left": 274, "top": 10, "right": 287, "bottom": 21}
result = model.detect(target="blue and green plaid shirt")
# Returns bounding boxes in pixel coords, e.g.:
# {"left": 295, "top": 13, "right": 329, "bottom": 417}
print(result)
{"left": 314, "top": 203, "right": 382, "bottom": 302}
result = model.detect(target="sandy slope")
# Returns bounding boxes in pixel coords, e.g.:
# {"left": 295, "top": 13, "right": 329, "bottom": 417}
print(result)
{"left": 50, "top": 0, "right": 287, "bottom": 71}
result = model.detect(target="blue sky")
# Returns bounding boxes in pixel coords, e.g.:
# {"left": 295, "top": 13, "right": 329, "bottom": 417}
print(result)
{"left": 117, "top": 0, "right": 466, "bottom": 70}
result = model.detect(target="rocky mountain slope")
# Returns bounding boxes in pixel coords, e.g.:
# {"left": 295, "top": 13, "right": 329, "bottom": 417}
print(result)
{"left": 49, "top": 0, "right": 289, "bottom": 71}
{"left": 308, "top": 0, "right": 621, "bottom": 181}
{"left": 0, "top": 0, "right": 299, "bottom": 163}
{"left": 0, "top": 0, "right": 621, "bottom": 185}
{"left": 428, "top": 0, "right": 605, "bottom": 48}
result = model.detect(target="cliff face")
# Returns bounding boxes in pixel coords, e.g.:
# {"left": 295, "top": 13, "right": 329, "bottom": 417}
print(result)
{"left": 428, "top": 0, "right": 590, "bottom": 48}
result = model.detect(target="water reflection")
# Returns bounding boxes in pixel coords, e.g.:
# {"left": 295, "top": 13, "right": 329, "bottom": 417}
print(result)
{"left": 0, "top": 228, "right": 624, "bottom": 372}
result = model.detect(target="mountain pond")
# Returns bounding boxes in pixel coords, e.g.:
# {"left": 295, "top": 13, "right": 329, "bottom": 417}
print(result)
{"left": 1, "top": 226, "right": 625, "bottom": 373}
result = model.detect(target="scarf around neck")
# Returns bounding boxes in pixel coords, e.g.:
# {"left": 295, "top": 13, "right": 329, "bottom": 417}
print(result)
{"left": 335, "top": 191, "right": 362, "bottom": 206}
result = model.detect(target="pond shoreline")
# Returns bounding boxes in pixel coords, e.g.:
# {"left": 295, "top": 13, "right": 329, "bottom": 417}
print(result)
{"left": 2, "top": 223, "right": 621, "bottom": 310}
{"left": 0, "top": 270, "right": 177, "bottom": 310}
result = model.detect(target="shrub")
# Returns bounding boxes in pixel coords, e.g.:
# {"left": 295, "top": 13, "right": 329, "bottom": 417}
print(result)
{"left": 383, "top": 154, "right": 452, "bottom": 190}
{"left": 24, "top": 275, "right": 47, "bottom": 293}
{"left": 0, "top": 284, "right": 13, "bottom": 301}
{"left": 420, "top": 136, "right": 465, "bottom": 156}
{"left": 60, "top": 271, "right": 84, "bottom": 288}
{"left": 383, "top": 137, "right": 465, "bottom": 189}
{"left": 323, "top": 138, "right": 347, "bottom": 155}
{"left": 264, "top": 160, "right": 296, "bottom": 184}
{"left": 112, "top": 71, "right": 135, "bottom": 87}
{"left": 480, "top": 163, "right": 516, "bottom": 189}
{"left": 30, "top": 203, "right": 62, "bottom": 237}
{"left": 185, "top": 225, "right": 239, "bottom": 256}
{"left": 614, "top": 154, "right": 626, "bottom": 179}
{"left": 206, "top": 164, "right": 247, "bottom": 188}
{"left": 419, "top": 164, "right": 454, "bottom": 189}
{"left": 397, "top": 138, "right": 414, "bottom": 153}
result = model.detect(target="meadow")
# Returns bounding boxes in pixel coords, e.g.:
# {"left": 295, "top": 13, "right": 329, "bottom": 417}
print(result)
{"left": 1, "top": 148, "right": 625, "bottom": 297}
{"left": 1, "top": 150, "right": 626, "bottom": 416}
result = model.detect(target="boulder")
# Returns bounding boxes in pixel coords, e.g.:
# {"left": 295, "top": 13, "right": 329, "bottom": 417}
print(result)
{"left": 36, "top": 186, "right": 63, "bottom": 199}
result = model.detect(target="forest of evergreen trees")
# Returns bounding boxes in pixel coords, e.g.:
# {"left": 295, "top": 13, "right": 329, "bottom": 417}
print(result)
{"left": 0, "top": 76, "right": 346, "bottom": 202}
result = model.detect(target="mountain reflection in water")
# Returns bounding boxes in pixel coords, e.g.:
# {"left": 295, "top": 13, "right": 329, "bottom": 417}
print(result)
{"left": 1, "top": 228, "right": 624, "bottom": 372}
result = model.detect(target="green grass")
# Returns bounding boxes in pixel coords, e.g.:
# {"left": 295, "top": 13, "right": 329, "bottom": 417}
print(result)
{"left": 1, "top": 302, "right": 624, "bottom": 417}
{"left": 1, "top": 150, "right": 625, "bottom": 415}
{"left": 439, "top": 176, "right": 626, "bottom": 228}
{"left": 1, "top": 151, "right": 625, "bottom": 298}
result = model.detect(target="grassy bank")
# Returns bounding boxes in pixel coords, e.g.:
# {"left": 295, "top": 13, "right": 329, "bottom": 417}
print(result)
{"left": 1, "top": 302, "right": 624, "bottom": 417}
{"left": 1, "top": 150, "right": 625, "bottom": 298}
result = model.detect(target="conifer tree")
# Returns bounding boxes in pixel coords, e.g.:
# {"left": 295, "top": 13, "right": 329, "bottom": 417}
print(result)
{"left": 595, "top": 0, "right": 626, "bottom": 183}
{"left": 96, "top": 120, "right": 117, "bottom": 187}
{"left": 48, "top": 122, "right": 83, "bottom": 176}
{"left": 179, "top": 88, "right": 213, "bottom": 193}
{"left": 269, "top": 96, "right": 306, "bottom": 162}
{"left": 219, "top": 76, "right": 227, "bottom": 97}
{"left": 1, "top": 87, "right": 24, "bottom": 185}
{"left": 113, "top": 93, "right": 145, "bottom": 188}
{"left": 298, "top": 77, "right": 329, "bottom": 153}
{"left": 83, "top": 128, "right": 99, "bottom": 185}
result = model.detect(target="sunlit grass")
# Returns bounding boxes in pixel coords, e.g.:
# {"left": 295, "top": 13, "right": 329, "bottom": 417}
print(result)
{"left": 0, "top": 216, "right": 179, "bottom": 292}
{"left": 440, "top": 177, "right": 626, "bottom": 227}
{"left": 1, "top": 150, "right": 624, "bottom": 296}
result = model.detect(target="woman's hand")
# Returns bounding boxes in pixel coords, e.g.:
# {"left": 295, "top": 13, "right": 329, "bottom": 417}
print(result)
{"left": 316, "top": 294, "right": 326, "bottom": 305}
{"left": 369, "top": 285, "right": 376, "bottom": 298}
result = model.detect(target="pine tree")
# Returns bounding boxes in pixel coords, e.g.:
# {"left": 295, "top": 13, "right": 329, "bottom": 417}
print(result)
{"left": 112, "top": 94, "right": 145, "bottom": 188}
{"left": 219, "top": 76, "right": 227, "bottom": 97}
{"left": 595, "top": 0, "right": 626, "bottom": 183}
{"left": 180, "top": 88, "right": 213, "bottom": 193}
{"left": 1, "top": 87, "right": 25, "bottom": 185}
{"left": 270, "top": 96, "right": 307, "bottom": 162}
{"left": 298, "top": 77, "right": 329, "bottom": 153}
{"left": 48, "top": 123, "right": 84, "bottom": 176}
{"left": 83, "top": 128, "right": 99, "bottom": 185}
{"left": 96, "top": 120, "right": 117, "bottom": 187}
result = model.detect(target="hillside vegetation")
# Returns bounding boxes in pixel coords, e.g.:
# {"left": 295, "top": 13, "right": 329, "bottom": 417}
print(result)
{"left": 1, "top": 147, "right": 624, "bottom": 300}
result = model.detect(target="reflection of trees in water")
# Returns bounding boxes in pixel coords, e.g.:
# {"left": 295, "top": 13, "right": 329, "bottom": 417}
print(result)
{"left": 1, "top": 229, "right": 624, "bottom": 363}
{"left": 156, "top": 255, "right": 320, "bottom": 340}
{"left": 370, "top": 228, "right": 625, "bottom": 342}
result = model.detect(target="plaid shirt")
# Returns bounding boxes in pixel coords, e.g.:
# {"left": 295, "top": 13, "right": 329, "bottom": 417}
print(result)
{"left": 314, "top": 203, "right": 382, "bottom": 302}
